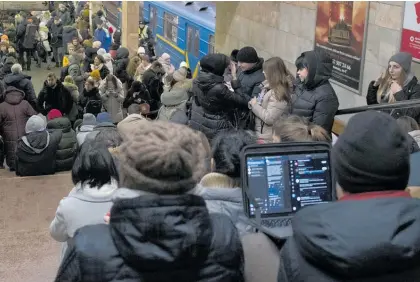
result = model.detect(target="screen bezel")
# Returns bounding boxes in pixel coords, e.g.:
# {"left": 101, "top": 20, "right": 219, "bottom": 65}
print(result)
{"left": 241, "top": 144, "right": 335, "bottom": 219}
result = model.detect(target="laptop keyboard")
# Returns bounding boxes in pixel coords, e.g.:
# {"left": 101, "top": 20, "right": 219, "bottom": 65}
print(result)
{"left": 261, "top": 218, "right": 292, "bottom": 228}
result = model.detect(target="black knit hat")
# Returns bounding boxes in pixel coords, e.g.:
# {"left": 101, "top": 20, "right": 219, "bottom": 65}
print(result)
{"left": 236, "top": 46, "right": 259, "bottom": 64}
{"left": 200, "top": 53, "right": 230, "bottom": 76}
{"left": 332, "top": 111, "right": 410, "bottom": 193}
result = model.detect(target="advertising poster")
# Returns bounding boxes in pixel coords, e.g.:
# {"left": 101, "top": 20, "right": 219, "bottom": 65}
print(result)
{"left": 314, "top": 1, "right": 368, "bottom": 92}
{"left": 401, "top": 2, "right": 420, "bottom": 62}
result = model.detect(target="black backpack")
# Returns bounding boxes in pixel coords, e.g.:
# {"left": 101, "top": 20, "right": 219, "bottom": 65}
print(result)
{"left": 22, "top": 23, "right": 38, "bottom": 49}
{"left": 36, "top": 42, "right": 47, "bottom": 59}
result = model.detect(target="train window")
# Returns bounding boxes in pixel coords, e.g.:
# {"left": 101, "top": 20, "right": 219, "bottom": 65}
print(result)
{"left": 149, "top": 6, "right": 157, "bottom": 33}
{"left": 208, "top": 35, "right": 215, "bottom": 54}
{"left": 187, "top": 26, "right": 200, "bottom": 57}
{"left": 163, "top": 12, "right": 178, "bottom": 44}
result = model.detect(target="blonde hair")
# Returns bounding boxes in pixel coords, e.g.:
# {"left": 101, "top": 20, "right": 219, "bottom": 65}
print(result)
{"left": 273, "top": 115, "right": 331, "bottom": 143}
{"left": 263, "top": 57, "right": 292, "bottom": 103}
{"left": 377, "top": 67, "right": 406, "bottom": 104}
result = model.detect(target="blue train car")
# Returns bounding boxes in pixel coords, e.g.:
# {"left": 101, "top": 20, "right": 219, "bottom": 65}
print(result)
{"left": 144, "top": 1, "right": 216, "bottom": 77}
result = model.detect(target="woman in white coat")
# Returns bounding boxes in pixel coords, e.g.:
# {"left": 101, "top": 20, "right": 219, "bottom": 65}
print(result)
{"left": 99, "top": 74, "right": 125, "bottom": 124}
{"left": 50, "top": 142, "right": 119, "bottom": 260}
{"left": 39, "top": 22, "right": 52, "bottom": 69}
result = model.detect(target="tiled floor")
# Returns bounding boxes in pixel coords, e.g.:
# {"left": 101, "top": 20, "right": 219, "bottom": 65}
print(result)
{"left": 0, "top": 170, "right": 73, "bottom": 282}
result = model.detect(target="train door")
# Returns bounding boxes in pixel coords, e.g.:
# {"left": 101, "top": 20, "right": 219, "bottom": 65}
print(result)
{"left": 149, "top": 5, "right": 158, "bottom": 36}
{"left": 186, "top": 24, "right": 200, "bottom": 77}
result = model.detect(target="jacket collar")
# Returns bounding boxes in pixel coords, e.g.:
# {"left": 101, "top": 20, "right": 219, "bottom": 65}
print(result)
{"left": 340, "top": 190, "right": 411, "bottom": 201}
{"left": 69, "top": 179, "right": 118, "bottom": 202}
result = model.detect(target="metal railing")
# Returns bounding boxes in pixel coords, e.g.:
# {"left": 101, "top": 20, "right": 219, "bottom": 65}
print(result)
{"left": 332, "top": 99, "right": 420, "bottom": 135}
{"left": 335, "top": 99, "right": 420, "bottom": 116}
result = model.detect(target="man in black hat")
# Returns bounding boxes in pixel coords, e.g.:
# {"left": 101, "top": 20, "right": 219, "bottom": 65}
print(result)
{"left": 277, "top": 110, "right": 420, "bottom": 281}
{"left": 231, "top": 46, "right": 265, "bottom": 97}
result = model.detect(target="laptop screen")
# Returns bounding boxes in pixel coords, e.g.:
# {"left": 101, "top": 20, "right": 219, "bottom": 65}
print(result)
{"left": 246, "top": 151, "right": 332, "bottom": 216}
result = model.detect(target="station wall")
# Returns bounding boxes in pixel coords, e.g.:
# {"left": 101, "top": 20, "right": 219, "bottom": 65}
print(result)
{"left": 215, "top": 2, "right": 418, "bottom": 122}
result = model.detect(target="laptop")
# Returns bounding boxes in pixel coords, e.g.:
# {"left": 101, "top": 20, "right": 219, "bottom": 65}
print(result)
{"left": 241, "top": 142, "right": 336, "bottom": 239}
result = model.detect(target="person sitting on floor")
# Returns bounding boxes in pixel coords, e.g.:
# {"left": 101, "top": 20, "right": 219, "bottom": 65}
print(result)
{"left": 15, "top": 115, "right": 62, "bottom": 176}
{"left": 46, "top": 109, "right": 77, "bottom": 171}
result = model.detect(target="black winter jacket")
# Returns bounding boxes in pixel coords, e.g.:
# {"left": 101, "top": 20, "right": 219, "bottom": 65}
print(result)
{"left": 232, "top": 58, "right": 265, "bottom": 97}
{"left": 15, "top": 130, "right": 62, "bottom": 176}
{"left": 78, "top": 87, "right": 101, "bottom": 115}
{"left": 55, "top": 194, "right": 244, "bottom": 282}
{"left": 47, "top": 117, "right": 77, "bottom": 171}
{"left": 114, "top": 47, "right": 130, "bottom": 83}
{"left": 366, "top": 76, "right": 420, "bottom": 122}
{"left": 291, "top": 50, "right": 339, "bottom": 133}
{"left": 50, "top": 22, "right": 64, "bottom": 48}
{"left": 278, "top": 194, "right": 420, "bottom": 282}
{"left": 189, "top": 71, "right": 250, "bottom": 141}
{"left": 3, "top": 73, "right": 38, "bottom": 111}
{"left": 37, "top": 80, "right": 74, "bottom": 116}
{"left": 83, "top": 47, "right": 99, "bottom": 73}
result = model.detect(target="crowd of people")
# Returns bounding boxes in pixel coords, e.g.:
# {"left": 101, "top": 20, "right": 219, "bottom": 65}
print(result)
{"left": 1, "top": 2, "right": 420, "bottom": 282}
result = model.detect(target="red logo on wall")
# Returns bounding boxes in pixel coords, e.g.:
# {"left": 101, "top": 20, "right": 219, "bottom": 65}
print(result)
{"left": 401, "top": 2, "right": 420, "bottom": 61}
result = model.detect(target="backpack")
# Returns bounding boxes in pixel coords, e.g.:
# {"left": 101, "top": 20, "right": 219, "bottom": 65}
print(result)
{"left": 85, "top": 100, "right": 102, "bottom": 116}
{"left": 36, "top": 41, "right": 46, "bottom": 58}
{"left": 22, "top": 23, "right": 38, "bottom": 49}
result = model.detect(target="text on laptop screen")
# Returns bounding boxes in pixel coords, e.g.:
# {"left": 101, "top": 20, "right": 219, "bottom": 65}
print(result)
{"left": 246, "top": 152, "right": 331, "bottom": 216}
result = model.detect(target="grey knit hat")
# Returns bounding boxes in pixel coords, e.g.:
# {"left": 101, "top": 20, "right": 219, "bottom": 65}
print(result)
{"left": 25, "top": 115, "right": 46, "bottom": 133}
{"left": 82, "top": 113, "right": 97, "bottom": 126}
{"left": 389, "top": 52, "right": 412, "bottom": 73}
{"left": 118, "top": 120, "right": 208, "bottom": 194}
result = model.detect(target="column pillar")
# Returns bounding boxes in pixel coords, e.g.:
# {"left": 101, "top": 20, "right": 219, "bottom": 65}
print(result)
{"left": 121, "top": 1, "right": 139, "bottom": 56}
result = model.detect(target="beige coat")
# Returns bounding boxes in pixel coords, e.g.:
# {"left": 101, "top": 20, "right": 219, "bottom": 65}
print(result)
{"left": 250, "top": 87, "right": 288, "bottom": 142}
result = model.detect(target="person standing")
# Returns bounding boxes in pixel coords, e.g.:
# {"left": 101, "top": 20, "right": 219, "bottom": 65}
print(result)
{"left": 0, "top": 86, "right": 37, "bottom": 170}
{"left": 367, "top": 52, "right": 420, "bottom": 121}
{"left": 232, "top": 46, "right": 265, "bottom": 98}
{"left": 37, "top": 73, "right": 74, "bottom": 117}
{"left": 249, "top": 57, "right": 293, "bottom": 143}
{"left": 291, "top": 49, "right": 339, "bottom": 134}
{"left": 50, "top": 17, "right": 64, "bottom": 68}
{"left": 99, "top": 74, "right": 125, "bottom": 124}
{"left": 3, "top": 63, "right": 37, "bottom": 111}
